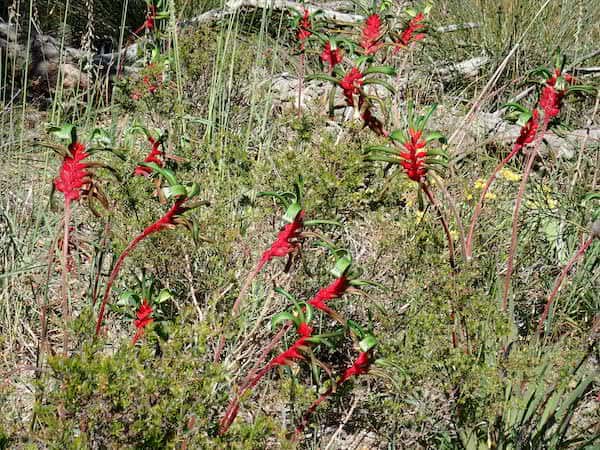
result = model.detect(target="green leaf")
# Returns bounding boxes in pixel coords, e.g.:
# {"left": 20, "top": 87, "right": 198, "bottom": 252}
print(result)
{"left": 155, "top": 289, "right": 172, "bottom": 304}
{"left": 365, "top": 145, "right": 397, "bottom": 155}
{"left": 331, "top": 255, "right": 352, "bottom": 278}
{"left": 390, "top": 129, "right": 407, "bottom": 142}
{"left": 424, "top": 131, "right": 446, "bottom": 143}
{"left": 162, "top": 184, "right": 187, "bottom": 199}
{"left": 306, "top": 73, "right": 339, "bottom": 84}
{"left": 283, "top": 202, "right": 302, "bottom": 223}
{"left": 359, "top": 334, "right": 377, "bottom": 352}
{"left": 364, "top": 66, "right": 397, "bottom": 76}
{"left": 365, "top": 155, "right": 400, "bottom": 164}
{"left": 49, "top": 124, "right": 77, "bottom": 144}
{"left": 271, "top": 312, "right": 296, "bottom": 329}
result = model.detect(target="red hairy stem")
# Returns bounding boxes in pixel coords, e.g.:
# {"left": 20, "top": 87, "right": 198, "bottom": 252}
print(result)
{"left": 466, "top": 110, "right": 540, "bottom": 259}
{"left": 60, "top": 199, "right": 72, "bottom": 355}
{"left": 219, "top": 323, "right": 313, "bottom": 435}
{"left": 95, "top": 199, "right": 186, "bottom": 336}
{"left": 295, "top": 352, "right": 371, "bottom": 438}
{"left": 501, "top": 117, "right": 550, "bottom": 311}
{"left": 421, "top": 182, "right": 456, "bottom": 271}
{"left": 536, "top": 236, "right": 594, "bottom": 337}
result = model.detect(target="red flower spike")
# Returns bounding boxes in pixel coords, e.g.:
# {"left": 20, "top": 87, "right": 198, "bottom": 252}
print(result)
{"left": 297, "top": 9, "right": 312, "bottom": 49}
{"left": 134, "top": 136, "right": 164, "bottom": 177}
{"left": 361, "top": 14, "right": 384, "bottom": 55}
{"left": 394, "top": 12, "right": 426, "bottom": 53}
{"left": 258, "top": 211, "right": 305, "bottom": 269}
{"left": 338, "top": 351, "right": 371, "bottom": 383}
{"left": 308, "top": 276, "right": 349, "bottom": 313}
{"left": 132, "top": 299, "right": 154, "bottom": 343}
{"left": 271, "top": 323, "right": 313, "bottom": 367}
{"left": 539, "top": 69, "right": 573, "bottom": 120}
{"left": 340, "top": 68, "right": 364, "bottom": 106}
{"left": 515, "top": 109, "right": 540, "bottom": 150}
{"left": 399, "top": 128, "right": 428, "bottom": 181}
{"left": 320, "top": 42, "right": 343, "bottom": 72}
{"left": 134, "top": 4, "right": 157, "bottom": 35}
{"left": 54, "top": 142, "right": 90, "bottom": 202}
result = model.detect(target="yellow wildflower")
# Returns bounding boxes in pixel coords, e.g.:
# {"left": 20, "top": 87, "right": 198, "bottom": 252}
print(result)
{"left": 500, "top": 168, "right": 521, "bottom": 182}
{"left": 484, "top": 192, "right": 497, "bottom": 201}
{"left": 474, "top": 179, "right": 486, "bottom": 190}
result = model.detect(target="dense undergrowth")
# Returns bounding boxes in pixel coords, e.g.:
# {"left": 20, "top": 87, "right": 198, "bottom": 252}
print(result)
{"left": 0, "top": 0, "right": 599, "bottom": 448}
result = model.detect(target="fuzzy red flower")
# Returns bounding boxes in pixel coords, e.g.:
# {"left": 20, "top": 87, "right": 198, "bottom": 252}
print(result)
{"left": 539, "top": 69, "right": 573, "bottom": 120}
{"left": 54, "top": 142, "right": 90, "bottom": 202}
{"left": 339, "top": 351, "right": 371, "bottom": 383}
{"left": 297, "top": 9, "right": 312, "bottom": 49}
{"left": 361, "top": 14, "right": 384, "bottom": 55}
{"left": 143, "top": 75, "right": 160, "bottom": 94}
{"left": 320, "top": 42, "right": 343, "bottom": 71}
{"left": 271, "top": 322, "right": 313, "bottom": 367}
{"left": 394, "top": 12, "right": 425, "bottom": 53}
{"left": 134, "top": 136, "right": 164, "bottom": 177}
{"left": 134, "top": 5, "right": 157, "bottom": 35}
{"left": 515, "top": 109, "right": 540, "bottom": 150}
{"left": 258, "top": 211, "right": 304, "bottom": 268}
{"left": 132, "top": 299, "right": 154, "bottom": 343}
{"left": 308, "top": 276, "right": 349, "bottom": 313}
{"left": 340, "top": 68, "right": 364, "bottom": 106}
{"left": 399, "top": 128, "right": 428, "bottom": 181}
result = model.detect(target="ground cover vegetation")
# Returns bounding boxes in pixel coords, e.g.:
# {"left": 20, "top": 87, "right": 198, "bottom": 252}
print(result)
{"left": 0, "top": 0, "right": 599, "bottom": 448}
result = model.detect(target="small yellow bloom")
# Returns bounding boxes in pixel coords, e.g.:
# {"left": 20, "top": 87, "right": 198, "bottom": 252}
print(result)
{"left": 415, "top": 210, "right": 425, "bottom": 224}
{"left": 484, "top": 192, "right": 497, "bottom": 200}
{"left": 500, "top": 168, "right": 521, "bottom": 182}
{"left": 466, "top": 193, "right": 473, "bottom": 200}
{"left": 547, "top": 196, "right": 557, "bottom": 209}
{"left": 450, "top": 230, "right": 459, "bottom": 241}
{"left": 474, "top": 179, "right": 486, "bottom": 190}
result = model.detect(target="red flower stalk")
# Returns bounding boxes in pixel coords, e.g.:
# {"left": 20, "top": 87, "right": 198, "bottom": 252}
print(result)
{"left": 134, "top": 136, "right": 164, "bottom": 177}
{"left": 295, "top": 351, "right": 371, "bottom": 437}
{"left": 465, "top": 109, "right": 540, "bottom": 259}
{"left": 361, "top": 14, "right": 384, "bottom": 55}
{"left": 537, "top": 232, "right": 596, "bottom": 337}
{"left": 54, "top": 142, "right": 90, "bottom": 202}
{"left": 96, "top": 198, "right": 189, "bottom": 335}
{"left": 399, "top": 128, "right": 427, "bottom": 181}
{"left": 320, "top": 42, "right": 343, "bottom": 72}
{"left": 256, "top": 211, "right": 305, "bottom": 272}
{"left": 340, "top": 68, "right": 364, "bottom": 106}
{"left": 134, "top": 4, "right": 158, "bottom": 35}
{"left": 540, "top": 69, "right": 574, "bottom": 120}
{"left": 308, "top": 276, "right": 349, "bottom": 314}
{"left": 394, "top": 12, "right": 426, "bottom": 53}
{"left": 297, "top": 9, "right": 312, "bottom": 49}
{"left": 55, "top": 140, "right": 90, "bottom": 354}
{"left": 219, "top": 322, "right": 314, "bottom": 435}
{"left": 131, "top": 299, "right": 154, "bottom": 343}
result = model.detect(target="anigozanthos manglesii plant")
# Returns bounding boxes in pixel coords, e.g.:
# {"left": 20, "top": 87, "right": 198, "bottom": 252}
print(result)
{"left": 501, "top": 55, "right": 595, "bottom": 310}
{"left": 50, "top": 124, "right": 113, "bottom": 353}
{"left": 219, "top": 302, "right": 335, "bottom": 435}
{"left": 365, "top": 104, "right": 455, "bottom": 269}
{"left": 392, "top": 7, "right": 428, "bottom": 53}
{"left": 110, "top": 272, "right": 173, "bottom": 344}
{"left": 294, "top": 324, "right": 377, "bottom": 438}
{"left": 95, "top": 165, "right": 205, "bottom": 336}
{"left": 133, "top": 133, "right": 165, "bottom": 177}
{"left": 307, "top": 251, "right": 380, "bottom": 320}
{"left": 133, "top": 0, "right": 169, "bottom": 36}
{"left": 230, "top": 179, "right": 340, "bottom": 316}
